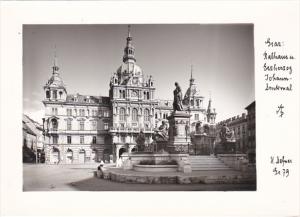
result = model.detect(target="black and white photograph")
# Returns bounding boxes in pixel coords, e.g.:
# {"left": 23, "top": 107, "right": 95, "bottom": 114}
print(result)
{"left": 1, "top": 1, "right": 299, "bottom": 216}
{"left": 23, "top": 24, "right": 256, "bottom": 191}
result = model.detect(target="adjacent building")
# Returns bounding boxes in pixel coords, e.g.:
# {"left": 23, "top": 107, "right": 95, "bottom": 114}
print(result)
{"left": 42, "top": 26, "right": 217, "bottom": 164}
{"left": 216, "top": 101, "right": 256, "bottom": 160}
{"left": 23, "top": 114, "right": 44, "bottom": 163}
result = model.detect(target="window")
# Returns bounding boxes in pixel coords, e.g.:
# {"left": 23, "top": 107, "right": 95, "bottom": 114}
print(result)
{"left": 120, "top": 90, "right": 126, "bottom": 98}
{"left": 67, "top": 108, "right": 72, "bottom": 116}
{"left": 147, "top": 92, "right": 150, "bottom": 100}
{"left": 52, "top": 108, "right": 58, "bottom": 115}
{"left": 80, "top": 136, "right": 84, "bottom": 144}
{"left": 155, "top": 113, "right": 158, "bottom": 119}
{"left": 132, "top": 108, "right": 138, "bottom": 122}
{"left": 104, "top": 123, "right": 109, "bottom": 130}
{"left": 67, "top": 119, "right": 72, "bottom": 130}
{"left": 103, "top": 110, "right": 109, "bottom": 117}
{"left": 46, "top": 90, "right": 50, "bottom": 98}
{"left": 121, "top": 136, "right": 126, "bottom": 143}
{"left": 53, "top": 90, "right": 57, "bottom": 99}
{"left": 51, "top": 119, "right": 58, "bottom": 130}
{"left": 91, "top": 121, "right": 97, "bottom": 130}
{"left": 67, "top": 136, "right": 72, "bottom": 144}
{"left": 196, "top": 100, "right": 200, "bottom": 107}
{"left": 92, "top": 136, "right": 96, "bottom": 144}
{"left": 79, "top": 109, "right": 85, "bottom": 116}
{"left": 79, "top": 121, "right": 85, "bottom": 131}
{"left": 195, "top": 114, "right": 199, "bottom": 121}
{"left": 53, "top": 136, "right": 58, "bottom": 144}
{"left": 144, "top": 109, "right": 150, "bottom": 122}
{"left": 119, "top": 108, "right": 126, "bottom": 121}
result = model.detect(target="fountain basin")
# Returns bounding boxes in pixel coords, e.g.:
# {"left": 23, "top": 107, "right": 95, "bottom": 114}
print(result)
{"left": 133, "top": 164, "right": 178, "bottom": 172}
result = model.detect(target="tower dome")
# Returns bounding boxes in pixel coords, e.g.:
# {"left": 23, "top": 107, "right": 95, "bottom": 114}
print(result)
{"left": 115, "top": 25, "right": 144, "bottom": 86}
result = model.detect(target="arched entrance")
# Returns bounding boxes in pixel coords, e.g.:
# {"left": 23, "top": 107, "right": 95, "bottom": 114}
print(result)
{"left": 78, "top": 149, "right": 86, "bottom": 164}
{"left": 118, "top": 147, "right": 127, "bottom": 158}
{"left": 50, "top": 147, "right": 60, "bottom": 164}
{"left": 66, "top": 148, "right": 73, "bottom": 164}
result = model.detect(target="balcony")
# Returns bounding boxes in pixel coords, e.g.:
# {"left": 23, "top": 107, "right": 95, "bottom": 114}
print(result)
{"left": 109, "top": 126, "right": 153, "bottom": 134}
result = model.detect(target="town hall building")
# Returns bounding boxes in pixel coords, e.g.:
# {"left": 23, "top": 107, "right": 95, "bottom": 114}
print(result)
{"left": 42, "top": 26, "right": 217, "bottom": 164}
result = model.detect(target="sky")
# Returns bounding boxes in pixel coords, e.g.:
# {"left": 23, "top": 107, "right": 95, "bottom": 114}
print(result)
{"left": 23, "top": 24, "right": 254, "bottom": 124}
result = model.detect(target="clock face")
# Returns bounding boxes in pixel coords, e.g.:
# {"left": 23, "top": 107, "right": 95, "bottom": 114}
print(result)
{"left": 132, "top": 90, "right": 138, "bottom": 97}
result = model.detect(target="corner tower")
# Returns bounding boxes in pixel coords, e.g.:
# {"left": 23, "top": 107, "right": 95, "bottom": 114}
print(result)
{"left": 43, "top": 51, "right": 67, "bottom": 102}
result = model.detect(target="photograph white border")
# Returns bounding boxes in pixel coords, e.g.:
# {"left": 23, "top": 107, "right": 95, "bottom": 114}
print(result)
{"left": 0, "top": 1, "right": 299, "bottom": 216}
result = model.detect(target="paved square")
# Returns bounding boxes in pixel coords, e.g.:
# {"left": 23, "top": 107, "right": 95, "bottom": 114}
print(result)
{"left": 23, "top": 164, "right": 256, "bottom": 191}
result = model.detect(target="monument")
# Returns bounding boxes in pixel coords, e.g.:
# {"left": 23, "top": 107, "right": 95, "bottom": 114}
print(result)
{"left": 215, "top": 123, "right": 237, "bottom": 154}
{"left": 167, "top": 82, "right": 191, "bottom": 153}
{"left": 118, "top": 81, "right": 192, "bottom": 173}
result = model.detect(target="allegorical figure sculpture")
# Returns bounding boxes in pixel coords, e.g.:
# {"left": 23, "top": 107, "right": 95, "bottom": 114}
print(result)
{"left": 219, "top": 123, "right": 236, "bottom": 143}
{"left": 173, "top": 82, "right": 184, "bottom": 111}
{"left": 136, "top": 130, "right": 146, "bottom": 152}
{"left": 153, "top": 121, "right": 169, "bottom": 142}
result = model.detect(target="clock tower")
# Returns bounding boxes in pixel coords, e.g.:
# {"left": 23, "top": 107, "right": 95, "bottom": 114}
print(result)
{"left": 109, "top": 25, "right": 157, "bottom": 163}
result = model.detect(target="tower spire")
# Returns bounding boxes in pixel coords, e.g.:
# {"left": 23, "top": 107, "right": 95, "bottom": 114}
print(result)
{"left": 207, "top": 91, "right": 212, "bottom": 112}
{"left": 128, "top": 24, "right": 131, "bottom": 38}
{"left": 52, "top": 44, "right": 59, "bottom": 74}
{"left": 189, "top": 64, "right": 195, "bottom": 85}
{"left": 123, "top": 24, "right": 136, "bottom": 63}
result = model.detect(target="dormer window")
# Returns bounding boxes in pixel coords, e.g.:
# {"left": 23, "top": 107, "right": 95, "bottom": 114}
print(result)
{"left": 59, "top": 91, "right": 63, "bottom": 98}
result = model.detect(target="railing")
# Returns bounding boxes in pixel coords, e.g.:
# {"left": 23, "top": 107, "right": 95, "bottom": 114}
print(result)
{"left": 109, "top": 127, "right": 153, "bottom": 133}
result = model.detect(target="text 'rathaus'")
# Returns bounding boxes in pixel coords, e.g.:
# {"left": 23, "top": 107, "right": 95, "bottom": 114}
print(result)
{"left": 42, "top": 26, "right": 217, "bottom": 164}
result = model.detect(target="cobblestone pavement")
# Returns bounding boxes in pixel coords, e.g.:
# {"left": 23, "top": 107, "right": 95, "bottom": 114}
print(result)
{"left": 23, "top": 163, "right": 256, "bottom": 191}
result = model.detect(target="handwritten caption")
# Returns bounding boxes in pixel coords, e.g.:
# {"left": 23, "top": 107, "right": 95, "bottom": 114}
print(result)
{"left": 270, "top": 156, "right": 292, "bottom": 178}
{"left": 264, "top": 38, "right": 295, "bottom": 92}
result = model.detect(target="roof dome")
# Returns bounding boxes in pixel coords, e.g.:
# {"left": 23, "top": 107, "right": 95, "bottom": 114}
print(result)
{"left": 45, "top": 74, "right": 65, "bottom": 89}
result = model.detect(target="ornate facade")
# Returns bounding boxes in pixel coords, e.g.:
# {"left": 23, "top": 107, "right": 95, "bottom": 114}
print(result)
{"left": 43, "top": 26, "right": 216, "bottom": 164}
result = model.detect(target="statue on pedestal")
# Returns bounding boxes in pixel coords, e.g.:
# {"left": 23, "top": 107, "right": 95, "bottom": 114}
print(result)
{"left": 173, "top": 82, "right": 184, "bottom": 111}
{"left": 220, "top": 123, "right": 236, "bottom": 143}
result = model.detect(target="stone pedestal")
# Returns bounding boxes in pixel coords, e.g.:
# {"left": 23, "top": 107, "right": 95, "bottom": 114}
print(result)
{"left": 167, "top": 111, "right": 191, "bottom": 153}
{"left": 214, "top": 142, "right": 237, "bottom": 154}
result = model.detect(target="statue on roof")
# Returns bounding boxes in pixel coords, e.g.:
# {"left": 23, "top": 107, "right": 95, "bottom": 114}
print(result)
{"left": 173, "top": 82, "right": 184, "bottom": 111}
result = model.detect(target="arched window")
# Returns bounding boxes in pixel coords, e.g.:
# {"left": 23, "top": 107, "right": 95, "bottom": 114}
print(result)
{"left": 132, "top": 108, "right": 138, "bottom": 122}
{"left": 53, "top": 90, "right": 57, "bottom": 99}
{"left": 144, "top": 109, "right": 150, "bottom": 122}
{"left": 119, "top": 108, "right": 126, "bottom": 121}
{"left": 46, "top": 90, "right": 50, "bottom": 99}
{"left": 51, "top": 119, "right": 58, "bottom": 130}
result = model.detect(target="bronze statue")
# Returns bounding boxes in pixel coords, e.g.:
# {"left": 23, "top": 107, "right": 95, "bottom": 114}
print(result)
{"left": 173, "top": 82, "right": 183, "bottom": 111}
{"left": 220, "top": 123, "right": 235, "bottom": 143}
{"left": 153, "top": 121, "right": 169, "bottom": 142}
{"left": 136, "top": 130, "right": 146, "bottom": 151}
